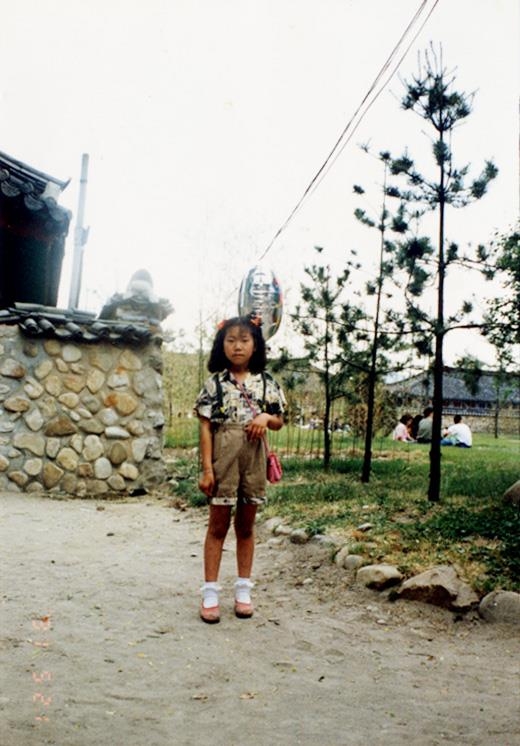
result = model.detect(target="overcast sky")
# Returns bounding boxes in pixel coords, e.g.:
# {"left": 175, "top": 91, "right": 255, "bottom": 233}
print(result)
{"left": 1, "top": 0, "right": 518, "bottom": 363}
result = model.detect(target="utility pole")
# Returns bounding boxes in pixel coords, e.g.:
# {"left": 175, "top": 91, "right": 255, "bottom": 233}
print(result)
{"left": 68, "top": 153, "right": 89, "bottom": 309}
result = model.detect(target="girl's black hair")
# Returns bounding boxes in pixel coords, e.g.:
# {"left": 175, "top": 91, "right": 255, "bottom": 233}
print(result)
{"left": 208, "top": 315, "right": 267, "bottom": 373}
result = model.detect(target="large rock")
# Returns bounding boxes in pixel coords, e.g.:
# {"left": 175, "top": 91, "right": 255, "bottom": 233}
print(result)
{"left": 357, "top": 564, "right": 403, "bottom": 590}
{"left": 479, "top": 590, "right": 520, "bottom": 624}
{"left": 503, "top": 480, "right": 520, "bottom": 507}
{"left": 392, "top": 565, "right": 479, "bottom": 611}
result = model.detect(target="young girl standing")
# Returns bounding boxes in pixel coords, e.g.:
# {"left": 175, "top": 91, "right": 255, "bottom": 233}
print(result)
{"left": 194, "top": 315, "right": 285, "bottom": 624}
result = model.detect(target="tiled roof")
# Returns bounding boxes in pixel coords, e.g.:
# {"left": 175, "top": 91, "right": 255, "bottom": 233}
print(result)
{"left": 0, "top": 305, "right": 158, "bottom": 346}
{"left": 388, "top": 368, "right": 520, "bottom": 406}
{"left": 0, "top": 150, "right": 71, "bottom": 227}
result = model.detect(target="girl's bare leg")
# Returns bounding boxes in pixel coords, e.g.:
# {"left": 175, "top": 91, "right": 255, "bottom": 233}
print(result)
{"left": 234, "top": 502, "right": 258, "bottom": 578}
{"left": 204, "top": 505, "right": 232, "bottom": 582}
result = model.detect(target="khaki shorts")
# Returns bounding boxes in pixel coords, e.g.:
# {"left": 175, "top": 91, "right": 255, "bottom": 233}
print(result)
{"left": 211, "top": 424, "right": 266, "bottom": 506}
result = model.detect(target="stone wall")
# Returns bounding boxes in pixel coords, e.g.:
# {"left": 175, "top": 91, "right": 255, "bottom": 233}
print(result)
{"left": 0, "top": 324, "right": 166, "bottom": 496}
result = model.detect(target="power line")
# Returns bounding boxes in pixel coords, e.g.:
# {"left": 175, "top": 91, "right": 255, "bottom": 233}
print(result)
{"left": 201, "top": 0, "right": 440, "bottom": 330}
{"left": 303, "top": 0, "right": 440, "bottom": 204}
{"left": 256, "top": 0, "right": 439, "bottom": 264}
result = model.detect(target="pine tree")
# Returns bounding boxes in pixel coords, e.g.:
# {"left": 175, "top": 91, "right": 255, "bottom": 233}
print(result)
{"left": 483, "top": 224, "right": 520, "bottom": 364}
{"left": 388, "top": 46, "right": 497, "bottom": 501}
{"left": 291, "top": 248, "right": 365, "bottom": 468}
{"left": 353, "top": 151, "right": 411, "bottom": 482}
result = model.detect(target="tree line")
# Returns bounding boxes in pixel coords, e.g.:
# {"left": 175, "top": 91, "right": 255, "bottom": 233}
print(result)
{"left": 274, "top": 46, "right": 518, "bottom": 502}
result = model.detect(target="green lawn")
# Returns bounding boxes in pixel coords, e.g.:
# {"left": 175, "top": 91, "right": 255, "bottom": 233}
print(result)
{"left": 166, "top": 428, "right": 519, "bottom": 594}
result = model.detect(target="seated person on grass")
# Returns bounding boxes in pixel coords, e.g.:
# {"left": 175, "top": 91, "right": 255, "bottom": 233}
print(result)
{"left": 416, "top": 406, "right": 433, "bottom": 443}
{"left": 392, "top": 414, "right": 415, "bottom": 442}
{"left": 441, "top": 414, "right": 472, "bottom": 448}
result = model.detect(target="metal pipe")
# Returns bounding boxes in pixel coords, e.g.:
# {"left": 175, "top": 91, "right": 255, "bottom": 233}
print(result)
{"left": 68, "top": 153, "right": 89, "bottom": 309}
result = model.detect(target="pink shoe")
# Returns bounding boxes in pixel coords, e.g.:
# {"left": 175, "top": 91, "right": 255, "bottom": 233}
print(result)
{"left": 200, "top": 604, "right": 220, "bottom": 624}
{"left": 234, "top": 600, "right": 254, "bottom": 619}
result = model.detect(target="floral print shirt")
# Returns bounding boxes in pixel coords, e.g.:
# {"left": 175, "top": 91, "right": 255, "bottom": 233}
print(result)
{"left": 194, "top": 370, "right": 286, "bottom": 425}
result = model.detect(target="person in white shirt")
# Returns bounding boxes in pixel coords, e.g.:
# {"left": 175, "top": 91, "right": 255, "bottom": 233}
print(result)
{"left": 441, "top": 415, "right": 472, "bottom": 448}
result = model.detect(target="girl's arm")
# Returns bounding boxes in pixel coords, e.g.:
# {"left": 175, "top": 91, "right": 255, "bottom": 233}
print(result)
{"left": 245, "top": 412, "right": 283, "bottom": 440}
{"left": 267, "top": 414, "right": 284, "bottom": 431}
{"left": 198, "top": 417, "right": 215, "bottom": 497}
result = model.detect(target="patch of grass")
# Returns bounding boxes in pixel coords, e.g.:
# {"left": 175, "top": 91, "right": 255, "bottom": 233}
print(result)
{"left": 164, "top": 420, "right": 198, "bottom": 449}
{"left": 165, "top": 452, "right": 206, "bottom": 507}
{"left": 400, "top": 502, "right": 520, "bottom": 593}
{"left": 168, "top": 435, "right": 520, "bottom": 593}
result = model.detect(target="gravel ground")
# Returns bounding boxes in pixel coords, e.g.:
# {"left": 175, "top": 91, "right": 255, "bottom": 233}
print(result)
{"left": 1, "top": 492, "right": 519, "bottom": 746}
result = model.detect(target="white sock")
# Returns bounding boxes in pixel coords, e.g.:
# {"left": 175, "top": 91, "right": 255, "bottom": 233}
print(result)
{"left": 201, "top": 582, "right": 220, "bottom": 609}
{"left": 235, "top": 578, "right": 254, "bottom": 604}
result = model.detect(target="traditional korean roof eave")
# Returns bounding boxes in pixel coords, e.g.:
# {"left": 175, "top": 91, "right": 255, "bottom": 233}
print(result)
{"left": 0, "top": 305, "right": 163, "bottom": 347}
{"left": 0, "top": 150, "right": 69, "bottom": 191}
{"left": 0, "top": 150, "right": 71, "bottom": 229}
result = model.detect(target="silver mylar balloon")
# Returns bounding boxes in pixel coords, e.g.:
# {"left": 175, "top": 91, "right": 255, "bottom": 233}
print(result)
{"left": 238, "top": 265, "right": 283, "bottom": 341}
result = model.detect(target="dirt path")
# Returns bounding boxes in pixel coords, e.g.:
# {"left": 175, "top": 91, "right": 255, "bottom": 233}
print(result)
{"left": 1, "top": 492, "right": 519, "bottom": 746}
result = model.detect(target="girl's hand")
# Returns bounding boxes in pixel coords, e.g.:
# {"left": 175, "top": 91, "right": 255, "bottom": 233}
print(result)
{"left": 199, "top": 468, "right": 215, "bottom": 497}
{"left": 245, "top": 413, "right": 270, "bottom": 441}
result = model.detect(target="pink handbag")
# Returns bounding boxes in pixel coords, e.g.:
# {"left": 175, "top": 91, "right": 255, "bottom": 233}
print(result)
{"left": 266, "top": 448, "right": 283, "bottom": 483}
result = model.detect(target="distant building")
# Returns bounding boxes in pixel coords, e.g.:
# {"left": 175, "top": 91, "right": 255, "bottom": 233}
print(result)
{"left": 388, "top": 367, "right": 520, "bottom": 434}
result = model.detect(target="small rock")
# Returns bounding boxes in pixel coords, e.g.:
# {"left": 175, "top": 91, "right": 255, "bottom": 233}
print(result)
{"left": 262, "top": 517, "right": 285, "bottom": 534}
{"left": 334, "top": 546, "right": 350, "bottom": 567}
{"left": 3, "top": 396, "right": 30, "bottom": 412}
{"left": 344, "top": 555, "right": 364, "bottom": 571}
{"left": 479, "top": 590, "right": 520, "bottom": 624}
{"left": 357, "top": 563, "right": 403, "bottom": 590}
{"left": 0, "top": 359, "right": 26, "bottom": 379}
{"left": 311, "top": 534, "right": 338, "bottom": 547}
{"left": 290, "top": 528, "right": 310, "bottom": 544}
{"left": 105, "top": 426, "right": 131, "bottom": 439}
{"left": 274, "top": 524, "right": 293, "bottom": 537}
{"left": 356, "top": 522, "right": 374, "bottom": 532}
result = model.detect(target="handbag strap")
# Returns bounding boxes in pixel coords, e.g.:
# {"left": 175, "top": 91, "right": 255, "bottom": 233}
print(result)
{"left": 235, "top": 379, "right": 272, "bottom": 457}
